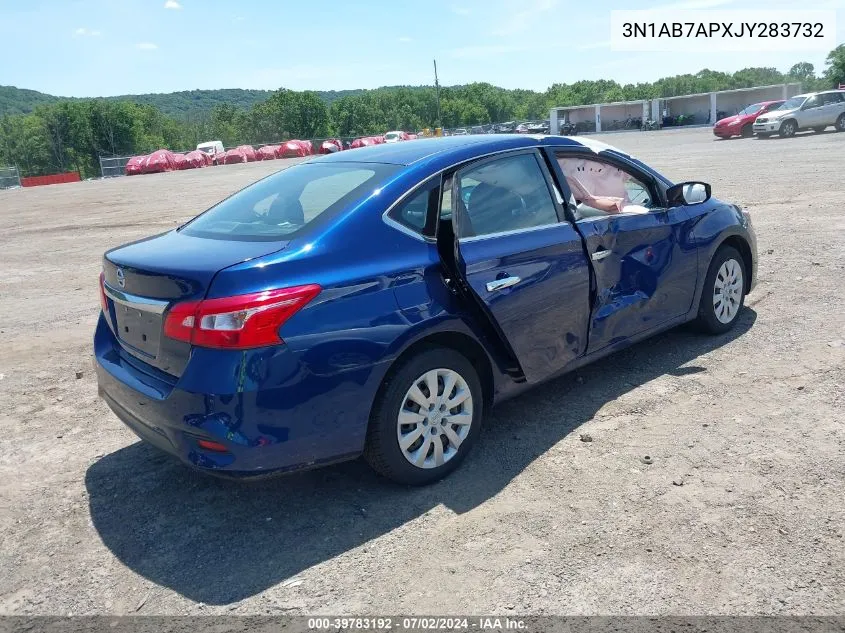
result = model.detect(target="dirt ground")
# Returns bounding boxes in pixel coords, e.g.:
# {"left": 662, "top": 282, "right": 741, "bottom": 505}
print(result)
{"left": 0, "top": 128, "right": 843, "bottom": 616}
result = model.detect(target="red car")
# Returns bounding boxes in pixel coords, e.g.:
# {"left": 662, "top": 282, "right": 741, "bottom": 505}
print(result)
{"left": 713, "top": 100, "right": 784, "bottom": 138}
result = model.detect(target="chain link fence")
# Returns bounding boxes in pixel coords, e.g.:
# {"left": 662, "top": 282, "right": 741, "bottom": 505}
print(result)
{"left": 99, "top": 156, "right": 132, "bottom": 179}
{"left": 0, "top": 165, "right": 21, "bottom": 189}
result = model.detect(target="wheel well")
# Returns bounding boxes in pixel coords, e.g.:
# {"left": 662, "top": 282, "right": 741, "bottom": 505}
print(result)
{"left": 719, "top": 236, "right": 753, "bottom": 293}
{"left": 379, "top": 332, "right": 495, "bottom": 413}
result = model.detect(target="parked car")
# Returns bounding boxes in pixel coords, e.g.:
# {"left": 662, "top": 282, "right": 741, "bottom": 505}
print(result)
{"left": 196, "top": 140, "right": 225, "bottom": 164}
{"left": 753, "top": 90, "right": 845, "bottom": 138}
{"left": 713, "top": 101, "right": 784, "bottom": 138}
{"left": 384, "top": 131, "right": 408, "bottom": 143}
{"left": 95, "top": 135, "right": 757, "bottom": 485}
{"left": 451, "top": 128, "right": 468, "bottom": 136}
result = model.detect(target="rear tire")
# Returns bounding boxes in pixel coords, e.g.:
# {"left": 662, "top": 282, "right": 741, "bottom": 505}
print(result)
{"left": 695, "top": 246, "right": 747, "bottom": 335}
{"left": 779, "top": 120, "right": 797, "bottom": 138}
{"left": 836, "top": 114, "right": 845, "bottom": 132}
{"left": 364, "top": 347, "right": 483, "bottom": 485}
{"left": 741, "top": 124, "right": 753, "bottom": 138}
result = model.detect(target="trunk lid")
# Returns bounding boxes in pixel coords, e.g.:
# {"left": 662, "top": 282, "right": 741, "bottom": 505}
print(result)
{"left": 103, "top": 230, "right": 287, "bottom": 377}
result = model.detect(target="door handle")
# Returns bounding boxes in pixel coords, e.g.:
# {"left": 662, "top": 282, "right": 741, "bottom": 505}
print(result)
{"left": 592, "top": 249, "right": 612, "bottom": 262}
{"left": 486, "top": 276, "right": 521, "bottom": 292}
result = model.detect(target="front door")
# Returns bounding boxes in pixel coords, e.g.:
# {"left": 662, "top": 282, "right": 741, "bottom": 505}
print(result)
{"left": 551, "top": 149, "right": 698, "bottom": 353}
{"left": 449, "top": 150, "right": 592, "bottom": 383}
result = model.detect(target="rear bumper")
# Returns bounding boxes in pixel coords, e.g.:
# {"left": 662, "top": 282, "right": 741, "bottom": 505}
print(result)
{"left": 94, "top": 314, "right": 389, "bottom": 477}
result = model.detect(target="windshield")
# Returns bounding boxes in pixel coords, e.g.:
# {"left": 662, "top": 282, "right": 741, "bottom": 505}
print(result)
{"left": 738, "top": 103, "right": 764, "bottom": 116}
{"left": 776, "top": 97, "right": 806, "bottom": 111}
{"left": 181, "top": 162, "right": 398, "bottom": 241}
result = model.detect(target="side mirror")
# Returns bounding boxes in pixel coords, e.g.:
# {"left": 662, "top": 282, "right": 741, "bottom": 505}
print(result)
{"left": 667, "top": 181, "right": 711, "bottom": 207}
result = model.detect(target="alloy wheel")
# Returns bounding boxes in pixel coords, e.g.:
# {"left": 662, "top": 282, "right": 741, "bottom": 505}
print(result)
{"left": 397, "top": 368, "right": 473, "bottom": 469}
{"left": 713, "top": 258, "right": 744, "bottom": 324}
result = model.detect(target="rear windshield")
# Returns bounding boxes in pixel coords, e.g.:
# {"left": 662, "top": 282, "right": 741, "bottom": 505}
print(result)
{"left": 180, "top": 162, "right": 398, "bottom": 241}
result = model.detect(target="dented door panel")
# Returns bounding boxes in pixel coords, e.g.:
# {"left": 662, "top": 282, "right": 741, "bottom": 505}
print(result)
{"left": 578, "top": 207, "right": 697, "bottom": 353}
{"left": 457, "top": 224, "right": 592, "bottom": 383}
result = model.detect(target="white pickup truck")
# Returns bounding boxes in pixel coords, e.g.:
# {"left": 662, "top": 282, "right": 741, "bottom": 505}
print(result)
{"left": 754, "top": 90, "right": 845, "bottom": 138}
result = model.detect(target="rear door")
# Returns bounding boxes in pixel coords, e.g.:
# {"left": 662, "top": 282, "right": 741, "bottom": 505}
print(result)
{"left": 820, "top": 92, "right": 845, "bottom": 125}
{"left": 549, "top": 148, "right": 697, "bottom": 353}
{"left": 448, "top": 149, "right": 592, "bottom": 383}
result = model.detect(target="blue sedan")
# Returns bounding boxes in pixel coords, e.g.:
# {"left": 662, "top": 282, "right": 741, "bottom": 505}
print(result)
{"left": 95, "top": 134, "right": 757, "bottom": 485}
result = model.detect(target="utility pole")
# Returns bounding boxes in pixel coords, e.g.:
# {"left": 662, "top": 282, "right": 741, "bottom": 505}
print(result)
{"left": 433, "top": 59, "right": 442, "bottom": 129}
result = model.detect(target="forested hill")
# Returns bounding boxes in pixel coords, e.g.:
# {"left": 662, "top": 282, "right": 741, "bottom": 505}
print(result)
{"left": 0, "top": 85, "right": 415, "bottom": 117}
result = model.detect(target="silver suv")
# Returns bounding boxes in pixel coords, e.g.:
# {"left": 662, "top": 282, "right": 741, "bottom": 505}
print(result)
{"left": 753, "top": 90, "right": 845, "bottom": 138}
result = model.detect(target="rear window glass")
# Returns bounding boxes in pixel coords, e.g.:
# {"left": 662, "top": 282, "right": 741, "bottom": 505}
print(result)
{"left": 181, "top": 163, "right": 398, "bottom": 241}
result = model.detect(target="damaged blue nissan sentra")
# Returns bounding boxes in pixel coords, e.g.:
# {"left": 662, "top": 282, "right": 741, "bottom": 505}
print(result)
{"left": 94, "top": 134, "right": 757, "bottom": 485}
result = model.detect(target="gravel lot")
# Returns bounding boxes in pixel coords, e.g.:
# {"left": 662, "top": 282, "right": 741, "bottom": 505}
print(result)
{"left": 1, "top": 128, "right": 843, "bottom": 616}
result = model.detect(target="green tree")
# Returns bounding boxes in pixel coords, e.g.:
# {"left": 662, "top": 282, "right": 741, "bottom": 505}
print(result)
{"left": 824, "top": 44, "right": 845, "bottom": 88}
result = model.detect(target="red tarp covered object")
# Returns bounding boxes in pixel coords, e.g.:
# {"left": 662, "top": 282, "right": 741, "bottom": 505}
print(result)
{"left": 124, "top": 155, "right": 146, "bottom": 175}
{"left": 221, "top": 145, "right": 256, "bottom": 163}
{"left": 350, "top": 137, "right": 372, "bottom": 149}
{"left": 319, "top": 139, "right": 343, "bottom": 154}
{"left": 257, "top": 145, "right": 279, "bottom": 160}
{"left": 172, "top": 154, "right": 187, "bottom": 170}
{"left": 142, "top": 149, "right": 178, "bottom": 174}
{"left": 280, "top": 140, "right": 312, "bottom": 158}
{"left": 237, "top": 145, "right": 257, "bottom": 162}
{"left": 183, "top": 150, "right": 211, "bottom": 169}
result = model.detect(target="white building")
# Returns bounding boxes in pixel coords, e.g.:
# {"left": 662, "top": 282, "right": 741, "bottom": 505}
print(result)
{"left": 550, "top": 83, "right": 803, "bottom": 133}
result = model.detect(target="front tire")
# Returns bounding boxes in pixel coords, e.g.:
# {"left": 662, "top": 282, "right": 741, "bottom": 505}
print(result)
{"left": 741, "top": 124, "right": 753, "bottom": 138}
{"left": 695, "top": 246, "right": 747, "bottom": 335}
{"left": 364, "top": 347, "right": 483, "bottom": 485}
{"left": 836, "top": 113, "right": 845, "bottom": 132}
{"left": 779, "top": 119, "right": 797, "bottom": 138}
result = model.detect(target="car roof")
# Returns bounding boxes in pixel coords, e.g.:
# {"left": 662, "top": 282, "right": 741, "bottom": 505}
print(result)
{"left": 307, "top": 134, "right": 626, "bottom": 167}
{"left": 793, "top": 91, "right": 844, "bottom": 98}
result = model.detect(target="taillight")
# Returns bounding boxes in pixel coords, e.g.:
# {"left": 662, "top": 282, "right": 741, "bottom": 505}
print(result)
{"left": 163, "top": 284, "right": 321, "bottom": 350}
{"left": 99, "top": 272, "right": 108, "bottom": 314}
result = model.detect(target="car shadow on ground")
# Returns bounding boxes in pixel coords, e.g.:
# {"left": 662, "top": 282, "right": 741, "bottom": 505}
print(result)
{"left": 86, "top": 309, "right": 756, "bottom": 605}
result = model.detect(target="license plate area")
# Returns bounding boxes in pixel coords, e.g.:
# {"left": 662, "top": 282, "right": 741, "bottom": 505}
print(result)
{"left": 114, "top": 303, "right": 163, "bottom": 359}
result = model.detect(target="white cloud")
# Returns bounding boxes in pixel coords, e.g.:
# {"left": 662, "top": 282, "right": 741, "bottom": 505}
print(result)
{"left": 492, "top": 0, "right": 559, "bottom": 36}
{"left": 74, "top": 27, "right": 101, "bottom": 37}
{"left": 398, "top": 36, "right": 413, "bottom": 42}
{"left": 451, "top": 5, "right": 471, "bottom": 14}
{"left": 164, "top": 0, "right": 182, "bottom": 8}
{"left": 137, "top": 42, "right": 159, "bottom": 50}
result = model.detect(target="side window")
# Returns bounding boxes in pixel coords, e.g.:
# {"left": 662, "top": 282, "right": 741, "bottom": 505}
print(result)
{"left": 556, "top": 155, "right": 655, "bottom": 221}
{"left": 388, "top": 180, "right": 437, "bottom": 234}
{"left": 456, "top": 153, "right": 558, "bottom": 238}
{"left": 822, "top": 92, "right": 843, "bottom": 105}
{"left": 804, "top": 96, "right": 820, "bottom": 109}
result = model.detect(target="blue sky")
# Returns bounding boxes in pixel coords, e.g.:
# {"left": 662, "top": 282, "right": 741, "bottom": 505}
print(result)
{"left": 1, "top": 0, "right": 842, "bottom": 97}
